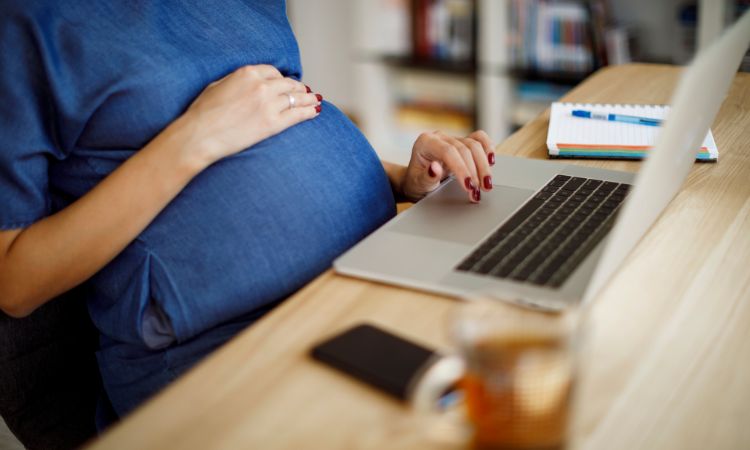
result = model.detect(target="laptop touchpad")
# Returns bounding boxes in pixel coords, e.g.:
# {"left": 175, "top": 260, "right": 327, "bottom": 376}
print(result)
{"left": 390, "top": 180, "right": 535, "bottom": 246}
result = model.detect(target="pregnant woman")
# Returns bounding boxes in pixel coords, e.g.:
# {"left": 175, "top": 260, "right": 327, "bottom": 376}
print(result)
{"left": 0, "top": 0, "right": 495, "bottom": 442}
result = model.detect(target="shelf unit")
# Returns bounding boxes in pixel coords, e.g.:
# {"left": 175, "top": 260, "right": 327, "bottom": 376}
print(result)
{"left": 291, "top": 0, "right": 740, "bottom": 166}
{"left": 352, "top": 0, "right": 601, "bottom": 164}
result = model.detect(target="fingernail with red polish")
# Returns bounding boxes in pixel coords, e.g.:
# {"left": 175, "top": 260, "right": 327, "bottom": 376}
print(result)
{"left": 472, "top": 188, "right": 481, "bottom": 202}
{"left": 315, "top": 105, "right": 321, "bottom": 113}
{"left": 464, "top": 177, "right": 476, "bottom": 191}
{"left": 428, "top": 165, "right": 437, "bottom": 178}
{"left": 483, "top": 176, "right": 493, "bottom": 190}
{"left": 315, "top": 94, "right": 323, "bottom": 102}
{"left": 305, "top": 85, "right": 312, "bottom": 93}
{"left": 488, "top": 152, "right": 496, "bottom": 166}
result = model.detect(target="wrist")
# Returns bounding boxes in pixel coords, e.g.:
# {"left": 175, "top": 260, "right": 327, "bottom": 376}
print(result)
{"left": 382, "top": 161, "right": 409, "bottom": 202}
{"left": 400, "top": 173, "right": 424, "bottom": 203}
{"left": 394, "top": 165, "right": 408, "bottom": 201}
{"left": 160, "top": 112, "right": 216, "bottom": 176}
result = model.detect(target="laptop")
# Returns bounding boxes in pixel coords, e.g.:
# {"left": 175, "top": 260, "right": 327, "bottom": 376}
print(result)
{"left": 335, "top": 11, "right": 750, "bottom": 311}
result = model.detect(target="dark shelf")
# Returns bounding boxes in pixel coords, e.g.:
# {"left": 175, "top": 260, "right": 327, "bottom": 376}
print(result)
{"left": 507, "top": 68, "right": 595, "bottom": 85}
{"left": 382, "top": 55, "right": 476, "bottom": 76}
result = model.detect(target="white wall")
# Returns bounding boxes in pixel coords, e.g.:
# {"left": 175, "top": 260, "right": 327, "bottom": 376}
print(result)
{"left": 287, "top": 0, "right": 356, "bottom": 114}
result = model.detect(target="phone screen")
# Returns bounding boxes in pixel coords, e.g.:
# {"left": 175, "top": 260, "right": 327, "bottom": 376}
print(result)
{"left": 311, "top": 323, "right": 437, "bottom": 400}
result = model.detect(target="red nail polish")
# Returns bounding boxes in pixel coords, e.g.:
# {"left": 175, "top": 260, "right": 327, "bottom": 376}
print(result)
{"left": 488, "top": 152, "right": 496, "bottom": 166}
{"left": 483, "top": 176, "right": 493, "bottom": 190}
{"left": 315, "top": 105, "right": 321, "bottom": 113}
{"left": 315, "top": 94, "right": 323, "bottom": 102}
{"left": 305, "top": 85, "right": 312, "bottom": 93}
{"left": 428, "top": 165, "right": 437, "bottom": 178}
{"left": 464, "top": 177, "right": 475, "bottom": 191}
{"left": 472, "top": 188, "right": 481, "bottom": 202}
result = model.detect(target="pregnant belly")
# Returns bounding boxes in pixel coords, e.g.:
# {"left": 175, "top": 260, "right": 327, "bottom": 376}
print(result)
{"left": 88, "top": 102, "right": 396, "bottom": 345}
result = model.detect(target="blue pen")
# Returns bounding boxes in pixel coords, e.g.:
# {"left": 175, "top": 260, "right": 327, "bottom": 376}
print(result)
{"left": 572, "top": 109, "right": 662, "bottom": 127}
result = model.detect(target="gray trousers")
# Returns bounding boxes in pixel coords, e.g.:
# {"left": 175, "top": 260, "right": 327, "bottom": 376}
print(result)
{"left": 0, "top": 287, "right": 101, "bottom": 450}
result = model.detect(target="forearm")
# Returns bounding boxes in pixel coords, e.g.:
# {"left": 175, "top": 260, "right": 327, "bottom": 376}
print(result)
{"left": 0, "top": 116, "right": 207, "bottom": 317}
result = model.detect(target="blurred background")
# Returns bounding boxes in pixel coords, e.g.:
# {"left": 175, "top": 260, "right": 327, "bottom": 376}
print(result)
{"left": 4, "top": 3, "right": 749, "bottom": 449}
{"left": 287, "top": 0, "right": 750, "bottom": 164}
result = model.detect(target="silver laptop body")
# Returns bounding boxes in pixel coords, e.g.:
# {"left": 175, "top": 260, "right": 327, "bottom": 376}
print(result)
{"left": 335, "top": 12, "right": 750, "bottom": 311}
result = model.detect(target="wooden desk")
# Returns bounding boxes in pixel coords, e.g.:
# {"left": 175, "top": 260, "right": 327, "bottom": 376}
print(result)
{"left": 89, "top": 64, "right": 750, "bottom": 450}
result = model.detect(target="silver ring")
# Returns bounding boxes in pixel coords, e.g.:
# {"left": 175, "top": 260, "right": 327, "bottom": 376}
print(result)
{"left": 286, "top": 93, "right": 296, "bottom": 109}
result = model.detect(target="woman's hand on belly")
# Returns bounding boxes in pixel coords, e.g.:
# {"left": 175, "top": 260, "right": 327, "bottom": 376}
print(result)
{"left": 0, "top": 65, "right": 324, "bottom": 318}
{"left": 398, "top": 130, "right": 496, "bottom": 203}
{"left": 178, "top": 64, "right": 323, "bottom": 168}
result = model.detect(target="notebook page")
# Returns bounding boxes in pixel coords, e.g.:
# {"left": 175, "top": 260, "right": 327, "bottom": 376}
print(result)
{"left": 547, "top": 102, "right": 718, "bottom": 159}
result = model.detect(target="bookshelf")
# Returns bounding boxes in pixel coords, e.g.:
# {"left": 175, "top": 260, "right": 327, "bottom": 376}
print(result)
{"left": 290, "top": 0, "right": 743, "bottom": 166}
{"left": 351, "top": 0, "right": 478, "bottom": 164}
{"left": 349, "top": 0, "right": 615, "bottom": 164}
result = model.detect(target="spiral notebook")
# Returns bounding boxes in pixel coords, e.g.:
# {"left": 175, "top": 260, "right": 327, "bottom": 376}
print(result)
{"left": 547, "top": 102, "right": 718, "bottom": 161}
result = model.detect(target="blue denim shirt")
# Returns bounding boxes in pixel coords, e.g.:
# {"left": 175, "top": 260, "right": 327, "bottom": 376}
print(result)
{"left": 0, "top": 0, "right": 395, "bottom": 413}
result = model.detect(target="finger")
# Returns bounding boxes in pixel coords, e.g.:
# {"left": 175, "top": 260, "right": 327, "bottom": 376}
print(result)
{"left": 268, "top": 77, "right": 308, "bottom": 95}
{"left": 461, "top": 137, "right": 493, "bottom": 191}
{"left": 432, "top": 138, "right": 480, "bottom": 202}
{"left": 273, "top": 92, "right": 322, "bottom": 112}
{"left": 246, "top": 64, "right": 283, "bottom": 80}
{"left": 428, "top": 160, "right": 444, "bottom": 180}
{"left": 440, "top": 133, "right": 480, "bottom": 189}
{"left": 468, "top": 130, "right": 496, "bottom": 166}
{"left": 409, "top": 156, "right": 443, "bottom": 196}
{"left": 229, "top": 64, "right": 283, "bottom": 83}
{"left": 277, "top": 104, "right": 320, "bottom": 130}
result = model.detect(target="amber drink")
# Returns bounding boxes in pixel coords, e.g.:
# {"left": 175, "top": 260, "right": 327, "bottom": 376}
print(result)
{"left": 453, "top": 305, "right": 578, "bottom": 450}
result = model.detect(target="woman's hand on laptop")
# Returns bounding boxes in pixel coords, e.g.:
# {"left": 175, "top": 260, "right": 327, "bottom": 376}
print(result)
{"left": 401, "top": 130, "right": 495, "bottom": 203}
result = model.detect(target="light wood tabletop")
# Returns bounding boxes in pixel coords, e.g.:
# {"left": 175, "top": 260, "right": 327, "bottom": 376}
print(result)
{"left": 88, "top": 64, "right": 750, "bottom": 450}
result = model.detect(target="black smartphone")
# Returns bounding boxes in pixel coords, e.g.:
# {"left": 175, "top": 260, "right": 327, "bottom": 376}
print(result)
{"left": 311, "top": 323, "right": 437, "bottom": 400}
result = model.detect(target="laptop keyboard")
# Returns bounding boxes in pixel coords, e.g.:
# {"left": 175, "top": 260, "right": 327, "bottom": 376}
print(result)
{"left": 456, "top": 175, "right": 631, "bottom": 288}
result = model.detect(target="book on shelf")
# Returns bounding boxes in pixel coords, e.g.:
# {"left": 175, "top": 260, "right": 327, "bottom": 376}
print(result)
{"left": 396, "top": 105, "right": 473, "bottom": 133}
{"left": 391, "top": 69, "right": 475, "bottom": 148}
{"left": 507, "top": 0, "right": 610, "bottom": 79}
{"left": 394, "top": 105, "right": 474, "bottom": 149}
{"left": 392, "top": 69, "right": 474, "bottom": 111}
{"left": 412, "top": 0, "right": 474, "bottom": 64}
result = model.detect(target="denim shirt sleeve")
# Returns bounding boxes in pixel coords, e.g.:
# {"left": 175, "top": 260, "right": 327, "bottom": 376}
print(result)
{"left": 0, "top": 11, "right": 63, "bottom": 229}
